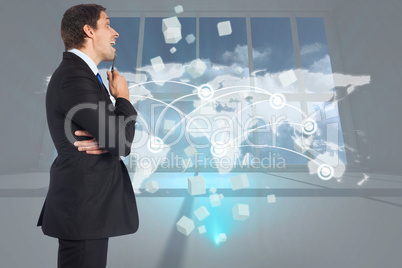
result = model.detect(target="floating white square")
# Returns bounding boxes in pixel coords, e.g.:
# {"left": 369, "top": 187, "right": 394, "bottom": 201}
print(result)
{"left": 218, "top": 233, "right": 227, "bottom": 242}
{"left": 217, "top": 21, "right": 232, "bottom": 36}
{"left": 174, "top": 5, "right": 184, "bottom": 14}
{"left": 198, "top": 225, "right": 206, "bottom": 234}
{"left": 194, "top": 206, "right": 210, "bottom": 221}
{"left": 210, "top": 194, "right": 221, "bottom": 207}
{"left": 267, "top": 194, "right": 276, "bottom": 203}
{"left": 185, "top": 34, "right": 196, "bottom": 44}
{"left": 146, "top": 181, "right": 159, "bottom": 193}
{"left": 163, "top": 119, "right": 175, "bottom": 133}
{"left": 176, "top": 216, "right": 195, "bottom": 236}
{"left": 233, "top": 204, "right": 250, "bottom": 221}
{"left": 278, "top": 70, "right": 297, "bottom": 87}
{"left": 187, "top": 176, "right": 206, "bottom": 196}
{"left": 162, "top": 16, "right": 182, "bottom": 44}
{"left": 150, "top": 56, "right": 164, "bottom": 72}
{"left": 230, "top": 174, "right": 249, "bottom": 190}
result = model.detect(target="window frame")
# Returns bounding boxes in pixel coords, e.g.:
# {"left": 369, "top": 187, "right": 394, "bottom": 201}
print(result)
{"left": 57, "top": 9, "right": 361, "bottom": 172}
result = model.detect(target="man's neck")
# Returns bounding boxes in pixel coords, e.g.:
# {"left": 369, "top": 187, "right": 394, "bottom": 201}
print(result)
{"left": 68, "top": 48, "right": 99, "bottom": 76}
{"left": 75, "top": 47, "right": 100, "bottom": 66}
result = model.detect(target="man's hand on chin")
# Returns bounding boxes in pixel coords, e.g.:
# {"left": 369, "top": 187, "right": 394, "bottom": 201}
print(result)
{"left": 74, "top": 130, "right": 108, "bottom": 155}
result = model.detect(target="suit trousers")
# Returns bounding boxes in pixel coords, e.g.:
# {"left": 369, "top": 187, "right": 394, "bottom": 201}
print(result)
{"left": 58, "top": 238, "right": 109, "bottom": 268}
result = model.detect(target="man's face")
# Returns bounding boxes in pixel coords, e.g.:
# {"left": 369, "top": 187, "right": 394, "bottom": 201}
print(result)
{"left": 93, "top": 11, "right": 119, "bottom": 62}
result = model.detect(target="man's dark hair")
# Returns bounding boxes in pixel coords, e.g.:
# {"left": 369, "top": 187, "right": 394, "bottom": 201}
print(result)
{"left": 61, "top": 4, "right": 106, "bottom": 51}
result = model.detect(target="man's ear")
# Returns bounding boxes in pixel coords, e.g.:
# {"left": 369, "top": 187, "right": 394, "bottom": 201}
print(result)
{"left": 83, "top": 25, "right": 95, "bottom": 39}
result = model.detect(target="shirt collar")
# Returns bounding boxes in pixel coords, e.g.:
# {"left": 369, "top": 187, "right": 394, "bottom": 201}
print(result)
{"left": 67, "top": 48, "right": 99, "bottom": 76}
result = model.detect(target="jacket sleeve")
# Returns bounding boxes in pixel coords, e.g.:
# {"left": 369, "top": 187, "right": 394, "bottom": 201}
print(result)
{"left": 60, "top": 73, "right": 137, "bottom": 157}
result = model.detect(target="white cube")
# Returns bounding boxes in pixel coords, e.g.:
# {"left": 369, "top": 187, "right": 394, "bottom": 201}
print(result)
{"left": 267, "top": 194, "right": 276, "bottom": 203}
{"left": 232, "top": 204, "right": 250, "bottom": 221}
{"left": 185, "top": 34, "right": 196, "bottom": 44}
{"left": 174, "top": 5, "right": 184, "bottom": 14}
{"left": 163, "top": 119, "right": 175, "bottom": 133}
{"left": 235, "top": 66, "right": 243, "bottom": 75}
{"left": 194, "top": 206, "right": 210, "bottom": 221}
{"left": 176, "top": 216, "right": 195, "bottom": 236}
{"left": 187, "top": 59, "right": 207, "bottom": 79}
{"left": 162, "top": 16, "right": 182, "bottom": 44}
{"left": 184, "top": 145, "right": 197, "bottom": 157}
{"left": 219, "top": 193, "right": 224, "bottom": 200}
{"left": 217, "top": 21, "right": 232, "bottom": 36}
{"left": 164, "top": 27, "right": 182, "bottom": 44}
{"left": 230, "top": 174, "right": 249, "bottom": 191}
{"left": 198, "top": 225, "right": 206, "bottom": 234}
{"left": 218, "top": 233, "right": 227, "bottom": 243}
{"left": 150, "top": 56, "right": 165, "bottom": 72}
{"left": 188, "top": 176, "right": 206, "bottom": 195}
{"left": 146, "top": 181, "right": 159, "bottom": 193}
{"left": 209, "top": 187, "right": 217, "bottom": 194}
{"left": 210, "top": 194, "right": 221, "bottom": 207}
{"left": 170, "top": 47, "right": 177, "bottom": 54}
{"left": 162, "top": 16, "right": 181, "bottom": 33}
{"left": 278, "top": 69, "right": 297, "bottom": 87}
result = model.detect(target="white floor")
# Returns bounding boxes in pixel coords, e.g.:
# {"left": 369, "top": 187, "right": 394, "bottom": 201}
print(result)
{"left": 1, "top": 172, "right": 402, "bottom": 268}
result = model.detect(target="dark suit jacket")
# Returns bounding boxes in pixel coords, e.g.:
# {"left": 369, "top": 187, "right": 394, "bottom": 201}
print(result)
{"left": 37, "top": 52, "right": 139, "bottom": 240}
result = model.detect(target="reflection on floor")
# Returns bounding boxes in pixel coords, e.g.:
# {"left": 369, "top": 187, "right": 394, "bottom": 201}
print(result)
{"left": 1, "top": 172, "right": 402, "bottom": 268}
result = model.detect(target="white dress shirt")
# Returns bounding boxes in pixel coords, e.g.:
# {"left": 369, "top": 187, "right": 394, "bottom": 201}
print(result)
{"left": 67, "top": 48, "right": 99, "bottom": 76}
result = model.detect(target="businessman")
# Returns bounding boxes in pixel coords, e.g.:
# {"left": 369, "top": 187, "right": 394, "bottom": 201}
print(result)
{"left": 37, "top": 4, "right": 139, "bottom": 267}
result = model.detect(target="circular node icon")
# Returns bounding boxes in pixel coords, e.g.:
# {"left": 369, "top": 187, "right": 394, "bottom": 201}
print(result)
{"left": 302, "top": 119, "right": 318, "bottom": 135}
{"left": 198, "top": 84, "right": 214, "bottom": 101}
{"left": 269, "top": 93, "right": 286, "bottom": 109}
{"left": 317, "top": 164, "right": 334, "bottom": 181}
{"left": 210, "top": 144, "right": 227, "bottom": 157}
{"left": 147, "top": 137, "right": 164, "bottom": 153}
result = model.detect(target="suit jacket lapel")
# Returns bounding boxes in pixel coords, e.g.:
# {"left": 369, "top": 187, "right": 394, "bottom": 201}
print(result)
{"left": 63, "top": 52, "right": 111, "bottom": 97}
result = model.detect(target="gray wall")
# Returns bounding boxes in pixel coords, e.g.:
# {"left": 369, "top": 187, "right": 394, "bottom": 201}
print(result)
{"left": 333, "top": 0, "right": 402, "bottom": 174}
{"left": 0, "top": 0, "right": 400, "bottom": 174}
